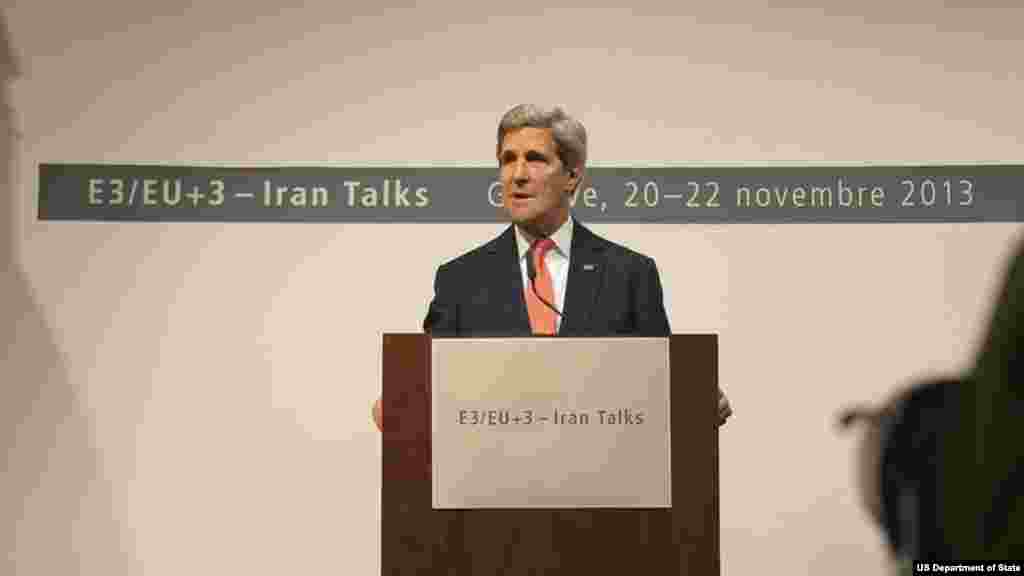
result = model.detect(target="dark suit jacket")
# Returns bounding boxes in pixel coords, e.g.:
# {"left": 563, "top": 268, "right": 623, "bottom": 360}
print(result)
{"left": 422, "top": 219, "right": 671, "bottom": 337}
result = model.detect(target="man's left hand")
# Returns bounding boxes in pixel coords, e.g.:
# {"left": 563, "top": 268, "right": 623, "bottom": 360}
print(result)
{"left": 718, "top": 389, "right": 732, "bottom": 427}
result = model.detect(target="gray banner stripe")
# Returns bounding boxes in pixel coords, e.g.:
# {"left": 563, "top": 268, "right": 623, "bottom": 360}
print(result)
{"left": 37, "top": 163, "right": 1024, "bottom": 223}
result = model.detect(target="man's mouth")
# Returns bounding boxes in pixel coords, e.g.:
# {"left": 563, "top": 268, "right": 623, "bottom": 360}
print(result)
{"left": 510, "top": 191, "right": 533, "bottom": 200}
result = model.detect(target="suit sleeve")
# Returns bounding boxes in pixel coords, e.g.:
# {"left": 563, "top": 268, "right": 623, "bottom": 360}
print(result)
{"left": 422, "top": 264, "right": 458, "bottom": 335}
{"left": 633, "top": 256, "right": 671, "bottom": 337}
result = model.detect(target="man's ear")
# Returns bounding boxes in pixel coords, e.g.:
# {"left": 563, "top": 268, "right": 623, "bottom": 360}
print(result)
{"left": 566, "top": 164, "right": 583, "bottom": 193}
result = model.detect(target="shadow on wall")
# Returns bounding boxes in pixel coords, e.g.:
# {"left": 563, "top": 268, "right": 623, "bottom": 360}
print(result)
{"left": 0, "top": 11, "right": 140, "bottom": 573}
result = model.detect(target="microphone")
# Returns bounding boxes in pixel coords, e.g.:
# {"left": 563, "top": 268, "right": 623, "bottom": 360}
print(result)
{"left": 526, "top": 240, "right": 563, "bottom": 318}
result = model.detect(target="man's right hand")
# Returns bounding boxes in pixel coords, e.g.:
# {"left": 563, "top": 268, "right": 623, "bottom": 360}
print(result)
{"left": 373, "top": 397, "right": 382, "bottom": 431}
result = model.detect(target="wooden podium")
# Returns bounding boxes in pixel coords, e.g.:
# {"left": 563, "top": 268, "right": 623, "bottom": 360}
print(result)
{"left": 381, "top": 334, "right": 719, "bottom": 575}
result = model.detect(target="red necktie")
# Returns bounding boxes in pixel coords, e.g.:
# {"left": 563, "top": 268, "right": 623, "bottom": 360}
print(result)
{"left": 526, "top": 238, "right": 558, "bottom": 335}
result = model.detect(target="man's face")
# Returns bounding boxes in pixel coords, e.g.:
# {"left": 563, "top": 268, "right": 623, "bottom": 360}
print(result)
{"left": 497, "top": 127, "right": 577, "bottom": 235}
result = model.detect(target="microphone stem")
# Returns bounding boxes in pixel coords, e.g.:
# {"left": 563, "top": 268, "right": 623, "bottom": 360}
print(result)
{"left": 528, "top": 239, "right": 562, "bottom": 317}
{"left": 530, "top": 278, "right": 562, "bottom": 317}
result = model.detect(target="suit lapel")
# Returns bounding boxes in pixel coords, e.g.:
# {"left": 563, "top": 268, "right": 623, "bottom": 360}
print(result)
{"left": 560, "top": 221, "right": 607, "bottom": 335}
{"left": 485, "top": 225, "right": 532, "bottom": 335}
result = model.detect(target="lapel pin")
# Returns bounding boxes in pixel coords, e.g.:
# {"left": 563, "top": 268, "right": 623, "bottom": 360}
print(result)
{"left": 583, "top": 263, "right": 597, "bottom": 271}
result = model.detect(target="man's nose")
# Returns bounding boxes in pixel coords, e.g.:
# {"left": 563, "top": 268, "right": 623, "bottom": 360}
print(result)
{"left": 512, "top": 161, "right": 529, "bottom": 185}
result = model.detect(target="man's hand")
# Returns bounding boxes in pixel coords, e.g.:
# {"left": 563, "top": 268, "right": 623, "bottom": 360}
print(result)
{"left": 718, "top": 389, "right": 733, "bottom": 427}
{"left": 373, "top": 398, "right": 382, "bottom": 431}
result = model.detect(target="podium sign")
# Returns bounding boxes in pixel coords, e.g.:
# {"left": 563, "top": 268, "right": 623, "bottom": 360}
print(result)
{"left": 431, "top": 338, "right": 671, "bottom": 509}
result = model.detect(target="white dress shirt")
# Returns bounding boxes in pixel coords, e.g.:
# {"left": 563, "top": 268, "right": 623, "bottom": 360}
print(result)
{"left": 515, "top": 217, "right": 573, "bottom": 333}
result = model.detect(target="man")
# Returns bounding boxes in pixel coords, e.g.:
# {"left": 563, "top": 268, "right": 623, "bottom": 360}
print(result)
{"left": 840, "top": 236, "right": 1024, "bottom": 570}
{"left": 374, "top": 103, "right": 732, "bottom": 427}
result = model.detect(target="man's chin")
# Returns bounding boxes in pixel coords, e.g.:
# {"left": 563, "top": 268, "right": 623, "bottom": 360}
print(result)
{"left": 504, "top": 207, "right": 567, "bottom": 235}
{"left": 504, "top": 209, "right": 537, "bottom": 226}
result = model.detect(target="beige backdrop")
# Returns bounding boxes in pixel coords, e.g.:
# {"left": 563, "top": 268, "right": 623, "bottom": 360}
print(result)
{"left": 3, "top": 1, "right": 1023, "bottom": 574}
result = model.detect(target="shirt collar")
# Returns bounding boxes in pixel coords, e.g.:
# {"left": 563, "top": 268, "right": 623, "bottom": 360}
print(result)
{"left": 515, "top": 215, "right": 574, "bottom": 261}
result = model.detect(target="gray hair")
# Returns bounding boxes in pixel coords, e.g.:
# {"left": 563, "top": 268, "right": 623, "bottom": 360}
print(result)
{"left": 496, "top": 104, "right": 588, "bottom": 173}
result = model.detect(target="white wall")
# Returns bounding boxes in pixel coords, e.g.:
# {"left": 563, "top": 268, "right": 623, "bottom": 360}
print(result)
{"left": 3, "top": 1, "right": 1023, "bottom": 574}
